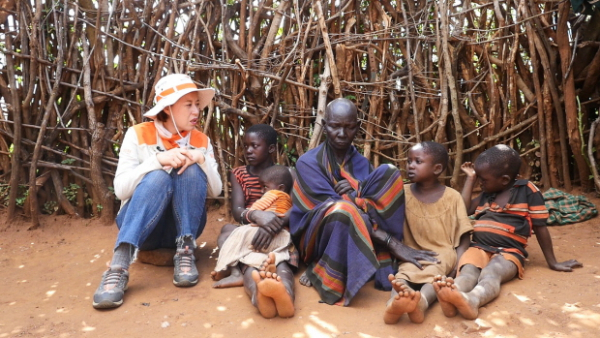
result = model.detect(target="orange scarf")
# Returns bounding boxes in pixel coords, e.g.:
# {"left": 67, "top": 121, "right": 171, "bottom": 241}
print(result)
{"left": 160, "top": 130, "right": 190, "bottom": 150}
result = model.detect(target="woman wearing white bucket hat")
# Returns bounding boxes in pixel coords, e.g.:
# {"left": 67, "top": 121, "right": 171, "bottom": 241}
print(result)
{"left": 93, "top": 74, "right": 222, "bottom": 309}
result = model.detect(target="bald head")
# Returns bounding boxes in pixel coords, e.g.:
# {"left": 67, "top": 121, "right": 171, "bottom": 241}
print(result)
{"left": 323, "top": 98, "right": 359, "bottom": 154}
{"left": 325, "top": 98, "right": 358, "bottom": 122}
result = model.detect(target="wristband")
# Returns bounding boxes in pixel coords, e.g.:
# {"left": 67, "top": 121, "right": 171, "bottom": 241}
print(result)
{"left": 240, "top": 209, "right": 249, "bottom": 225}
{"left": 246, "top": 210, "right": 255, "bottom": 224}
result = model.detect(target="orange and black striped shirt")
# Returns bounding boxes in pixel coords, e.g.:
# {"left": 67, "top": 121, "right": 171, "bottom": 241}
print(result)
{"left": 232, "top": 166, "right": 262, "bottom": 209}
{"left": 471, "top": 179, "right": 548, "bottom": 262}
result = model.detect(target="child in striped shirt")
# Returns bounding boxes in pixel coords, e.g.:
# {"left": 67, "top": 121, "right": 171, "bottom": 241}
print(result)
{"left": 433, "top": 145, "right": 582, "bottom": 320}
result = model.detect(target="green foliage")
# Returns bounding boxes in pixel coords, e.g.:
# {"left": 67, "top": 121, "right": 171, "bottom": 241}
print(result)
{"left": 61, "top": 158, "right": 76, "bottom": 165}
{"left": 63, "top": 183, "right": 80, "bottom": 202}
{"left": 43, "top": 201, "right": 58, "bottom": 214}
{"left": 15, "top": 189, "right": 29, "bottom": 207}
{"left": 0, "top": 185, "right": 29, "bottom": 207}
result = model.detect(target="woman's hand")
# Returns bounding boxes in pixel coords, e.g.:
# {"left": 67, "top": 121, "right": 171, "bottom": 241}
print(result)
{"left": 251, "top": 227, "right": 274, "bottom": 251}
{"left": 156, "top": 148, "right": 205, "bottom": 174}
{"left": 177, "top": 149, "right": 205, "bottom": 175}
{"left": 388, "top": 238, "right": 439, "bottom": 269}
{"left": 157, "top": 148, "right": 190, "bottom": 169}
{"left": 250, "top": 210, "right": 283, "bottom": 235}
{"left": 334, "top": 179, "right": 354, "bottom": 196}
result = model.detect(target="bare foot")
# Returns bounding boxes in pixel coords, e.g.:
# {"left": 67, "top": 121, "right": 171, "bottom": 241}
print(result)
{"left": 383, "top": 276, "right": 424, "bottom": 324}
{"left": 259, "top": 252, "right": 277, "bottom": 274}
{"left": 212, "top": 266, "right": 244, "bottom": 288}
{"left": 211, "top": 267, "right": 230, "bottom": 281}
{"left": 254, "top": 270, "right": 295, "bottom": 318}
{"left": 299, "top": 271, "right": 312, "bottom": 287}
{"left": 251, "top": 270, "right": 277, "bottom": 318}
{"left": 433, "top": 275, "right": 478, "bottom": 319}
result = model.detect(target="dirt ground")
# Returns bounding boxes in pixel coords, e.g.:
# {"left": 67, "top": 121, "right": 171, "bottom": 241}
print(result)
{"left": 1, "top": 191, "right": 600, "bottom": 338}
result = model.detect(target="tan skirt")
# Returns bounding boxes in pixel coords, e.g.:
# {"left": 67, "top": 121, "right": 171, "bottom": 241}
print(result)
{"left": 214, "top": 225, "right": 291, "bottom": 272}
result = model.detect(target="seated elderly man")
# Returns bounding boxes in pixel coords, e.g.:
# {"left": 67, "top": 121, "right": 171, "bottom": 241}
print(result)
{"left": 290, "top": 98, "right": 439, "bottom": 306}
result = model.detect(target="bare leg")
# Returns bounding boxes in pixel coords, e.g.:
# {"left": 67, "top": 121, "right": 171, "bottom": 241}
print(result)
{"left": 252, "top": 253, "right": 295, "bottom": 318}
{"left": 410, "top": 283, "right": 436, "bottom": 323}
{"left": 211, "top": 223, "right": 244, "bottom": 288}
{"left": 217, "top": 223, "right": 237, "bottom": 248}
{"left": 383, "top": 275, "right": 426, "bottom": 324}
{"left": 434, "top": 257, "right": 517, "bottom": 319}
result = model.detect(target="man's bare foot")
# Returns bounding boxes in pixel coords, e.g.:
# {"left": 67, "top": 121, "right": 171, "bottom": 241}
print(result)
{"left": 383, "top": 276, "right": 424, "bottom": 324}
{"left": 299, "top": 271, "right": 312, "bottom": 287}
{"left": 212, "top": 266, "right": 244, "bottom": 288}
{"left": 433, "top": 275, "right": 478, "bottom": 319}
{"left": 259, "top": 252, "right": 277, "bottom": 274}
{"left": 253, "top": 270, "right": 295, "bottom": 318}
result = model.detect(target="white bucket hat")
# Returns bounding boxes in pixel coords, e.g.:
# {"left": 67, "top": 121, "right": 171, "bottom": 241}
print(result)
{"left": 144, "top": 74, "right": 215, "bottom": 119}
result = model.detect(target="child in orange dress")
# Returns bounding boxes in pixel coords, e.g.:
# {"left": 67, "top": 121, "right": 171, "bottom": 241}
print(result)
{"left": 384, "top": 141, "right": 472, "bottom": 324}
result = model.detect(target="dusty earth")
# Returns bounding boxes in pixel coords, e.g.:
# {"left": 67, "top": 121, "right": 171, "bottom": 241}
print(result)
{"left": 1, "top": 192, "right": 600, "bottom": 338}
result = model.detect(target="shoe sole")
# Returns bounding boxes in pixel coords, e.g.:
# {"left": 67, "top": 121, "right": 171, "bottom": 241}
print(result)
{"left": 173, "top": 278, "right": 199, "bottom": 287}
{"left": 92, "top": 299, "right": 123, "bottom": 309}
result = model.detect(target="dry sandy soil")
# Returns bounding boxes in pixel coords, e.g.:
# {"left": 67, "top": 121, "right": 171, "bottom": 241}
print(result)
{"left": 1, "top": 192, "right": 600, "bottom": 338}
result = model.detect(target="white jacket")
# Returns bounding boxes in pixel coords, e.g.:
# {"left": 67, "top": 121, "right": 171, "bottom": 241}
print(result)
{"left": 114, "top": 122, "right": 223, "bottom": 207}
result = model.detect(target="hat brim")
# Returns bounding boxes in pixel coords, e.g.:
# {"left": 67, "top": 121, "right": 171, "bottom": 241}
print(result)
{"left": 144, "top": 88, "right": 216, "bottom": 118}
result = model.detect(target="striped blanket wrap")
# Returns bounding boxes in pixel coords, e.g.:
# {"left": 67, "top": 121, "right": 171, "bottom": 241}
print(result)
{"left": 290, "top": 143, "right": 405, "bottom": 305}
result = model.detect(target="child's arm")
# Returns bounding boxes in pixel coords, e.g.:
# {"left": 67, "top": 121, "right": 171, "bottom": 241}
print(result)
{"left": 533, "top": 225, "right": 582, "bottom": 272}
{"left": 230, "top": 172, "right": 246, "bottom": 223}
{"left": 460, "top": 162, "right": 479, "bottom": 215}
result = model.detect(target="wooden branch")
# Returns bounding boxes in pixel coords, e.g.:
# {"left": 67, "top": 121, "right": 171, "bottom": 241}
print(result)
{"left": 588, "top": 117, "right": 600, "bottom": 193}
{"left": 308, "top": 57, "right": 331, "bottom": 149}
{"left": 314, "top": 0, "right": 341, "bottom": 97}
{"left": 50, "top": 170, "right": 79, "bottom": 217}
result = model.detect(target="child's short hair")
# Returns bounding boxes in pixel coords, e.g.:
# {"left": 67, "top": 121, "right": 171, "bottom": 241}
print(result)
{"left": 246, "top": 124, "right": 278, "bottom": 146}
{"left": 475, "top": 145, "right": 521, "bottom": 179}
{"left": 419, "top": 141, "right": 449, "bottom": 171}
{"left": 259, "top": 165, "right": 294, "bottom": 193}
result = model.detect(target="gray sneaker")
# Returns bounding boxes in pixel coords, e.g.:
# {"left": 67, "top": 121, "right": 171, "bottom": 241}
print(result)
{"left": 173, "top": 246, "right": 198, "bottom": 287}
{"left": 92, "top": 265, "right": 129, "bottom": 309}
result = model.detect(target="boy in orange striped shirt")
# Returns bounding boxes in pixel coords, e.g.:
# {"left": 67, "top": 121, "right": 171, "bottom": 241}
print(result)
{"left": 433, "top": 145, "right": 582, "bottom": 320}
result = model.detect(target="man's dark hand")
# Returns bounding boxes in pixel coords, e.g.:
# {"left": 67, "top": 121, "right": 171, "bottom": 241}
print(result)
{"left": 334, "top": 179, "right": 354, "bottom": 196}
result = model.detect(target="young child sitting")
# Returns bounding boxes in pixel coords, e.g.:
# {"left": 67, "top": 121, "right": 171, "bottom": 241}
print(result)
{"left": 433, "top": 144, "right": 582, "bottom": 320}
{"left": 384, "top": 141, "right": 473, "bottom": 324}
{"left": 214, "top": 164, "right": 296, "bottom": 318}
{"left": 214, "top": 165, "right": 293, "bottom": 272}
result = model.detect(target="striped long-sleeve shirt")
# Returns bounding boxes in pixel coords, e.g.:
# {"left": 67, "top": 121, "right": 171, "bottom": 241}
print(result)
{"left": 471, "top": 179, "right": 548, "bottom": 262}
{"left": 249, "top": 190, "right": 292, "bottom": 216}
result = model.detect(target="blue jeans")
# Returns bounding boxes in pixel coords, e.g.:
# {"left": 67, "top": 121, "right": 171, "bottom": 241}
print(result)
{"left": 115, "top": 164, "right": 208, "bottom": 251}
